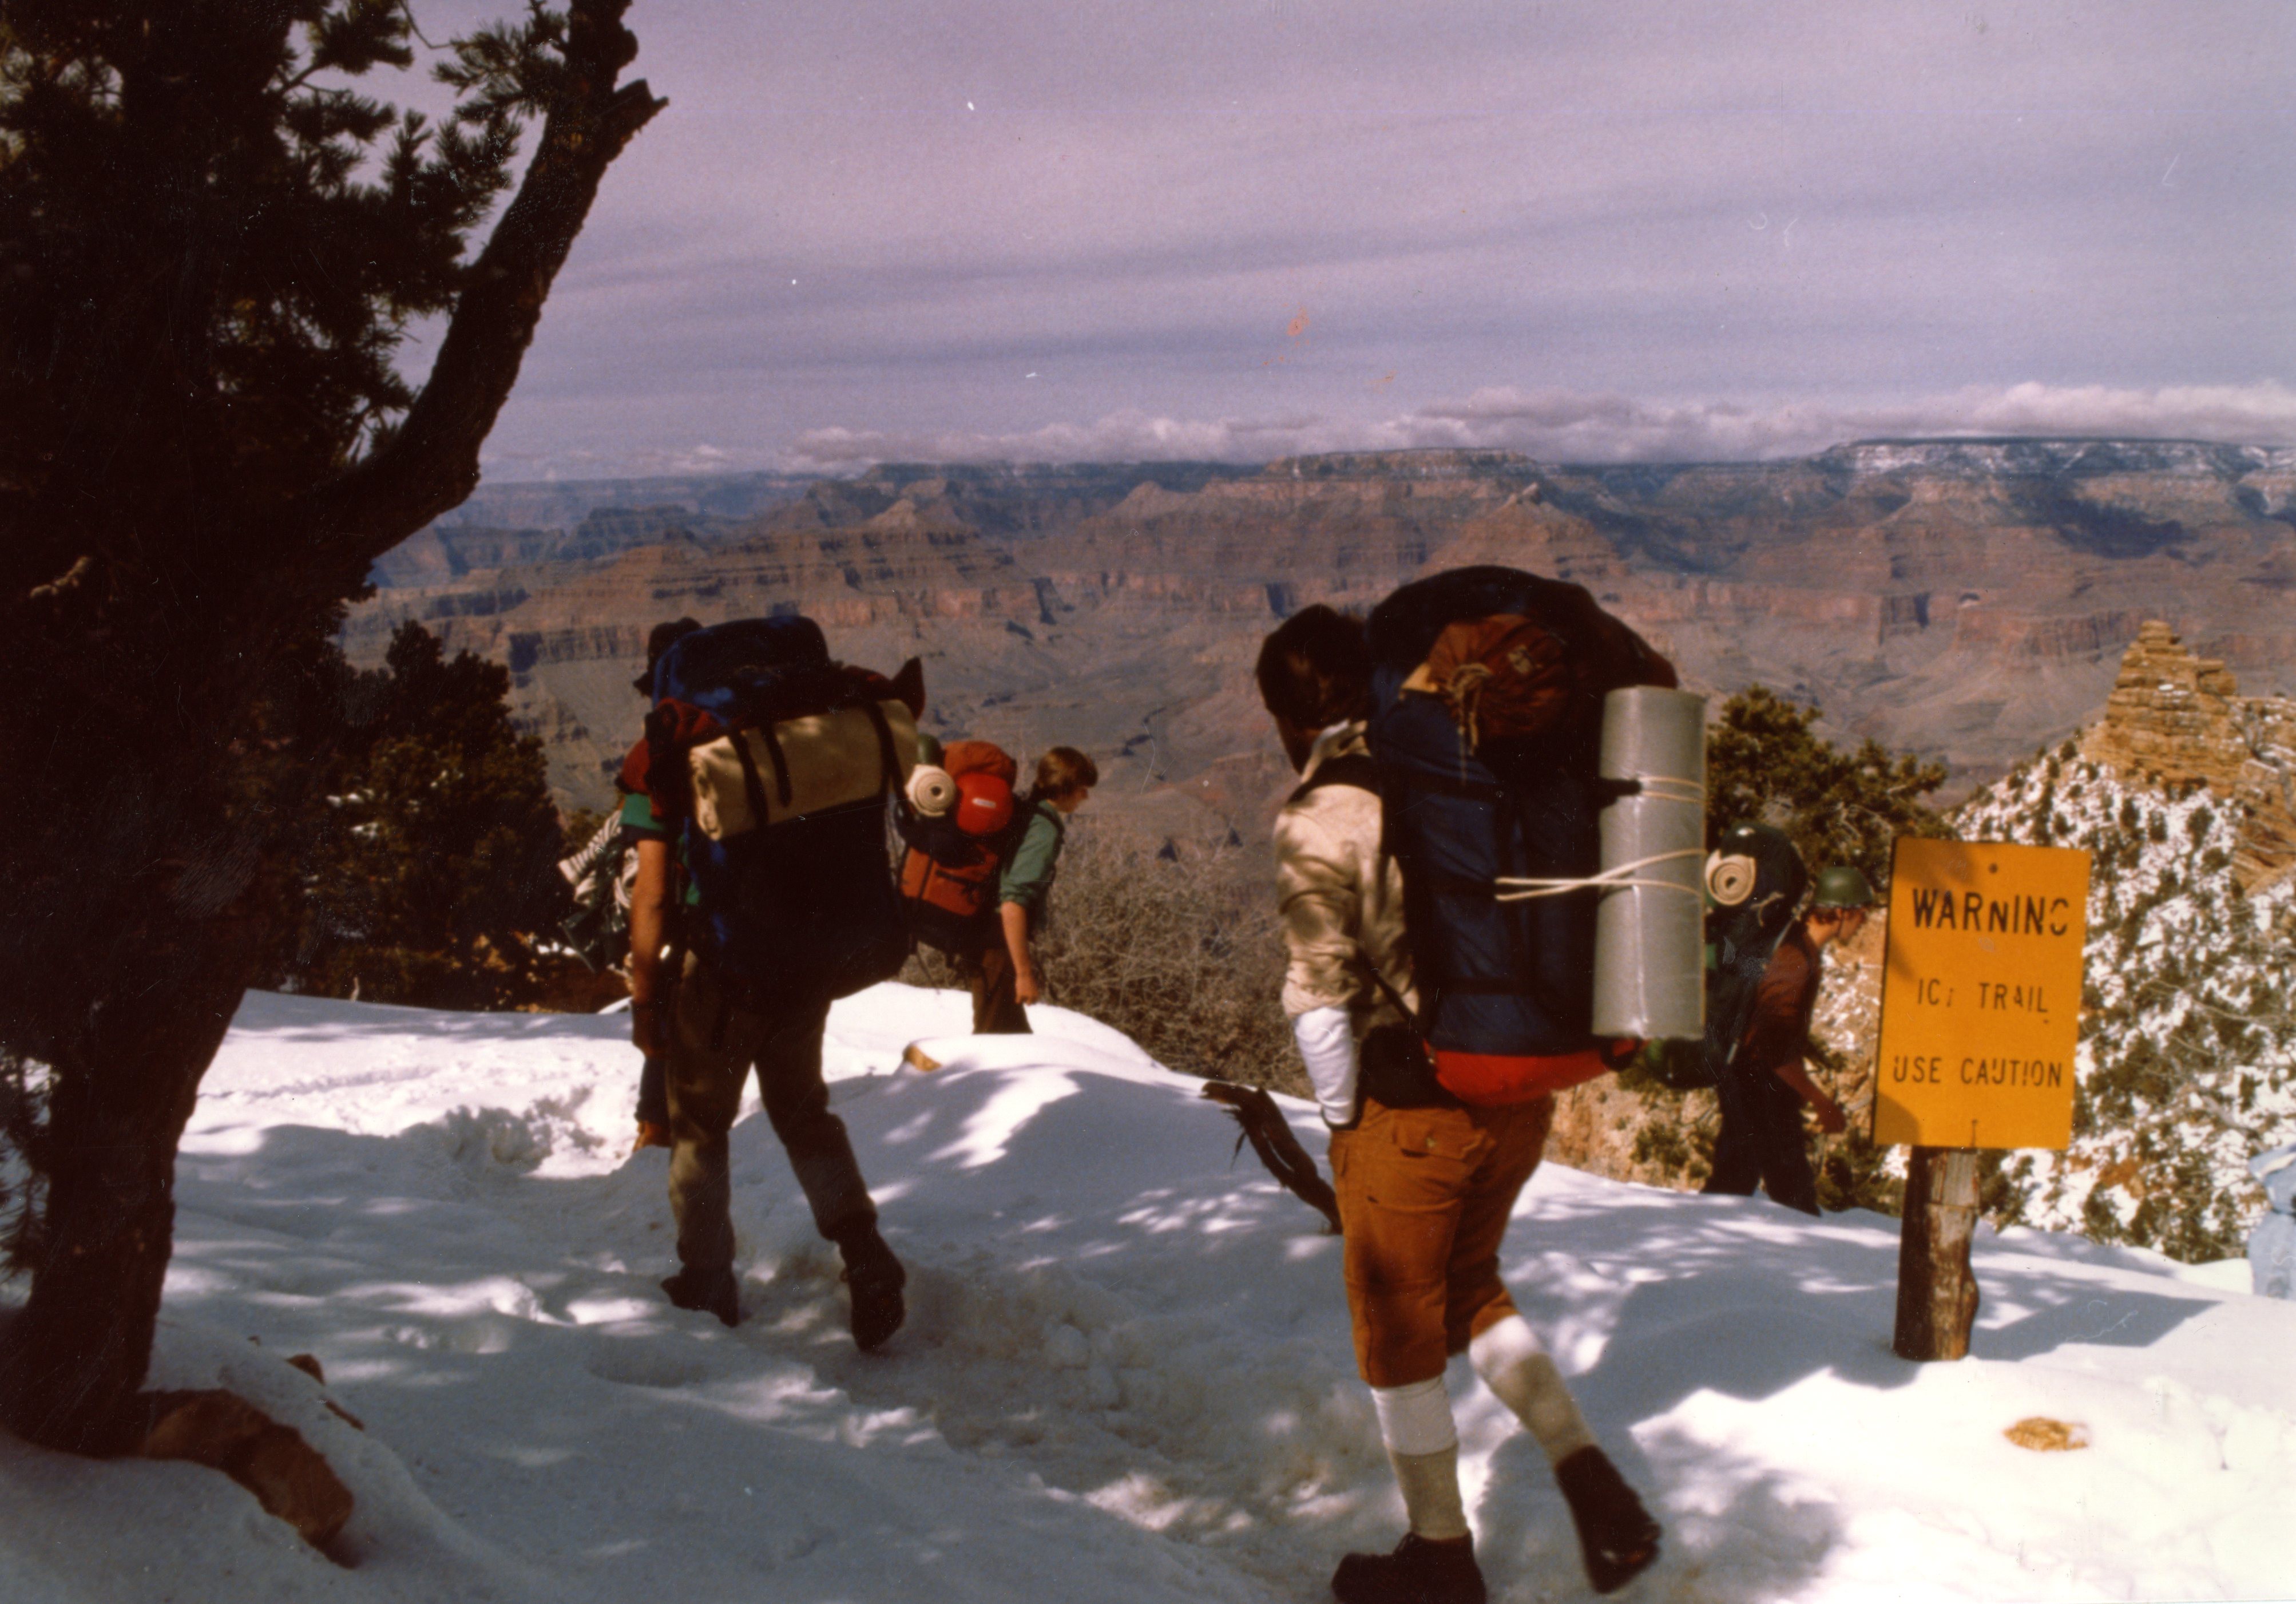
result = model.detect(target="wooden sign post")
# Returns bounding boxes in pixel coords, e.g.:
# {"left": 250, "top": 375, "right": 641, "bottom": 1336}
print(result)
{"left": 1873, "top": 837, "right": 2089, "bottom": 1361}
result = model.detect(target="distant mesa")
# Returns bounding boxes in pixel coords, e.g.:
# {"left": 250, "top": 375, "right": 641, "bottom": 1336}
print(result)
{"left": 349, "top": 437, "right": 2296, "bottom": 825}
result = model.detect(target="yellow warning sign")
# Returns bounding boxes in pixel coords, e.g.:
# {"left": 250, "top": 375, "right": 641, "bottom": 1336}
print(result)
{"left": 1873, "top": 837, "right": 2090, "bottom": 1151}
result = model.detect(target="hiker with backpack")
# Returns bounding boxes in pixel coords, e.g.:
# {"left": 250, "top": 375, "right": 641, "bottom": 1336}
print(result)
{"left": 978, "top": 746, "right": 1097, "bottom": 1032}
{"left": 626, "top": 616, "right": 923, "bottom": 1349}
{"left": 574, "top": 616, "right": 704, "bottom": 1152}
{"left": 1700, "top": 838, "right": 1874, "bottom": 1215}
{"left": 1257, "top": 589, "right": 1664, "bottom": 1603}
{"left": 898, "top": 742, "right": 1098, "bottom": 1034}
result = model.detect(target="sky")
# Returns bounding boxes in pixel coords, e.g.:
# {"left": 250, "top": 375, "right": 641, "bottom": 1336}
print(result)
{"left": 387, "top": 1, "right": 2295, "bottom": 479}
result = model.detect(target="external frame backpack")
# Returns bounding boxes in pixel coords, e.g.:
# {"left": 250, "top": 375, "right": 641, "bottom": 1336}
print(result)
{"left": 1365, "top": 565, "right": 1678, "bottom": 1106}
{"left": 895, "top": 740, "right": 1025, "bottom": 953}
{"left": 556, "top": 811, "right": 640, "bottom": 973}
{"left": 645, "top": 616, "right": 922, "bottom": 1006}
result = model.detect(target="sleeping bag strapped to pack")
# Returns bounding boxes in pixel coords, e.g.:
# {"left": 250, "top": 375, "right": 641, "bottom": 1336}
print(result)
{"left": 645, "top": 616, "right": 921, "bottom": 1006}
{"left": 1366, "top": 565, "right": 1678, "bottom": 1106}
{"left": 895, "top": 740, "right": 1023, "bottom": 953}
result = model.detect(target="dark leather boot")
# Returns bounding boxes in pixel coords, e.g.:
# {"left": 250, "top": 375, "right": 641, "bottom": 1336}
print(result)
{"left": 1554, "top": 1445, "right": 1661, "bottom": 1594}
{"left": 838, "top": 1227, "right": 906, "bottom": 1352}
{"left": 660, "top": 1265, "right": 740, "bottom": 1328}
{"left": 1330, "top": 1532, "right": 1486, "bottom": 1604}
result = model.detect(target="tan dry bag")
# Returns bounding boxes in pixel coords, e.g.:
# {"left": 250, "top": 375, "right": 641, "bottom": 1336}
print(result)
{"left": 688, "top": 699, "right": 919, "bottom": 841}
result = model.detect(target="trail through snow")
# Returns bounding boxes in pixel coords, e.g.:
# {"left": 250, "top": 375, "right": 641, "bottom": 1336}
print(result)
{"left": 0, "top": 985, "right": 2289, "bottom": 1603}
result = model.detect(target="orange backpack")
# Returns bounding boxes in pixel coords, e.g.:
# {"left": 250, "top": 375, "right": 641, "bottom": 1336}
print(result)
{"left": 897, "top": 740, "right": 1023, "bottom": 952}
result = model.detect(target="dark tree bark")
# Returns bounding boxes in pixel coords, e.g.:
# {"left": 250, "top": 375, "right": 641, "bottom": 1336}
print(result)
{"left": 0, "top": 0, "right": 663, "bottom": 1453}
{"left": 0, "top": 914, "right": 263, "bottom": 1452}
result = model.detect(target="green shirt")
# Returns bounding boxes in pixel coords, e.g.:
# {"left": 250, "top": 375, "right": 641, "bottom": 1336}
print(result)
{"left": 618, "top": 787, "right": 700, "bottom": 907}
{"left": 997, "top": 801, "right": 1066, "bottom": 921}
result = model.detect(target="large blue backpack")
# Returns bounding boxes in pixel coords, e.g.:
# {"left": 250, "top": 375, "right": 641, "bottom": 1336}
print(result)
{"left": 647, "top": 616, "right": 912, "bottom": 1008}
{"left": 1365, "top": 567, "right": 1676, "bottom": 1092}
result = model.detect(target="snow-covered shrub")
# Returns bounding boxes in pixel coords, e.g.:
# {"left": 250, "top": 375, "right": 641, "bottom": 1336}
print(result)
{"left": 1961, "top": 761, "right": 2296, "bottom": 1262}
{"left": 902, "top": 821, "right": 1304, "bottom": 1095}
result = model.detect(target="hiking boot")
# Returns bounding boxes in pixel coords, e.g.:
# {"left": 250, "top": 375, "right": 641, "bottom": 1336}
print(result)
{"left": 901, "top": 1043, "right": 943, "bottom": 1074}
{"left": 633, "top": 1120, "right": 672, "bottom": 1152}
{"left": 838, "top": 1229, "right": 906, "bottom": 1352}
{"left": 1330, "top": 1532, "right": 1485, "bottom": 1604}
{"left": 660, "top": 1265, "right": 740, "bottom": 1328}
{"left": 1554, "top": 1446, "right": 1661, "bottom": 1595}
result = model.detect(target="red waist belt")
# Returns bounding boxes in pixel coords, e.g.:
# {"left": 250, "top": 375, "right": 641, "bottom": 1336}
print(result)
{"left": 1433, "top": 1047, "right": 1613, "bottom": 1107}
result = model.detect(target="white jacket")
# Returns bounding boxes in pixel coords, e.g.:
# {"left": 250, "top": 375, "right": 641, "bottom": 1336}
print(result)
{"left": 1274, "top": 723, "right": 1415, "bottom": 1031}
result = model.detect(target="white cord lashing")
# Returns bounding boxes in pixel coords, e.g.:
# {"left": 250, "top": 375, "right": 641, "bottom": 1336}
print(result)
{"left": 1629, "top": 774, "right": 1704, "bottom": 807}
{"left": 1492, "top": 847, "right": 1708, "bottom": 902}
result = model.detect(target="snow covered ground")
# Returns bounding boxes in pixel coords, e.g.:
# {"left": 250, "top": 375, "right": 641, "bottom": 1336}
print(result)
{"left": 2, "top": 984, "right": 2291, "bottom": 1603}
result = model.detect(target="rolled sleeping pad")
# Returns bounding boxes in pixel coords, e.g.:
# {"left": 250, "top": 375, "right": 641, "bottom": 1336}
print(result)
{"left": 1592, "top": 686, "right": 1707, "bottom": 1040}
{"left": 906, "top": 764, "right": 958, "bottom": 817}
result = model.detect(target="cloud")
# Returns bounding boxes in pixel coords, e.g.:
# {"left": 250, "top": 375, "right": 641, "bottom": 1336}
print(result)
{"left": 479, "top": 441, "right": 736, "bottom": 479}
{"left": 449, "top": 3, "right": 2294, "bottom": 485}
{"left": 781, "top": 381, "right": 2296, "bottom": 471}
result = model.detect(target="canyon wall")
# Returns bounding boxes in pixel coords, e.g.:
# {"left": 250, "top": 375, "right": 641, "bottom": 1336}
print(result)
{"left": 349, "top": 441, "right": 2296, "bottom": 841}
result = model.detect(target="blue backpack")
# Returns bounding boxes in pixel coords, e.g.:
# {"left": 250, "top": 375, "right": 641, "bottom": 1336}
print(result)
{"left": 646, "top": 616, "right": 913, "bottom": 1007}
{"left": 1365, "top": 567, "right": 1676, "bottom": 1088}
{"left": 1695, "top": 822, "right": 1810, "bottom": 1091}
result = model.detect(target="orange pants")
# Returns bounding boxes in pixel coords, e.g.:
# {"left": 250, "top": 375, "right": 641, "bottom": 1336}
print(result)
{"left": 1330, "top": 1094, "right": 1555, "bottom": 1388}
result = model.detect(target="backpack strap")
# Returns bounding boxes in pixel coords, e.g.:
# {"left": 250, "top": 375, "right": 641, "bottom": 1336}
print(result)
{"left": 1379, "top": 766, "right": 1503, "bottom": 804}
{"left": 731, "top": 732, "right": 775, "bottom": 826}
{"left": 755, "top": 722, "right": 793, "bottom": 807}
{"left": 858, "top": 697, "right": 900, "bottom": 794}
{"left": 1363, "top": 961, "right": 1423, "bottom": 1035}
{"left": 1286, "top": 749, "right": 1381, "bottom": 806}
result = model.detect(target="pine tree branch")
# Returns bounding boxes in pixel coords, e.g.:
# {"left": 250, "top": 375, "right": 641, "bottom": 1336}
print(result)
{"left": 277, "top": 0, "right": 664, "bottom": 593}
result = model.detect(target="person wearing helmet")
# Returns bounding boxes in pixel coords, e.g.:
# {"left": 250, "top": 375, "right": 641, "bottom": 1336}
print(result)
{"left": 1702, "top": 861, "right": 1875, "bottom": 1215}
{"left": 977, "top": 746, "right": 1097, "bottom": 1032}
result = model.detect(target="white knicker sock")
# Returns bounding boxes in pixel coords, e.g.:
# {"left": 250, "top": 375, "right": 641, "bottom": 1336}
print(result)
{"left": 1469, "top": 1314, "right": 1596, "bottom": 1466}
{"left": 1370, "top": 1375, "right": 1467, "bottom": 1540}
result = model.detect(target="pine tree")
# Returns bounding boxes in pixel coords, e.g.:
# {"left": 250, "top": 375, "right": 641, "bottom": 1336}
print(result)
{"left": 0, "top": 1, "right": 660, "bottom": 1451}
{"left": 264, "top": 624, "right": 568, "bottom": 1009}
{"left": 1706, "top": 685, "right": 1951, "bottom": 886}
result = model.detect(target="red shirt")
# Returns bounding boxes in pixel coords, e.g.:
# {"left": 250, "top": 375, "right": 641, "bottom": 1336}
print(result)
{"left": 1740, "top": 923, "right": 1822, "bottom": 1078}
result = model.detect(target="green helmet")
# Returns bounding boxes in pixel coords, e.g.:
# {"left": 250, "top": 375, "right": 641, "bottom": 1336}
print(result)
{"left": 1811, "top": 865, "right": 1877, "bottom": 909}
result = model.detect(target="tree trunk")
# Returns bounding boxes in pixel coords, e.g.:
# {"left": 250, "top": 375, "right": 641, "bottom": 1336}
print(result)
{"left": 0, "top": 0, "right": 660, "bottom": 1456}
{"left": 1892, "top": 1144, "right": 1982, "bottom": 1362}
{"left": 0, "top": 913, "right": 260, "bottom": 1453}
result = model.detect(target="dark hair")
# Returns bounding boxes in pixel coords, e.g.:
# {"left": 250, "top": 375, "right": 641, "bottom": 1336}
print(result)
{"left": 635, "top": 616, "right": 703, "bottom": 694}
{"left": 1035, "top": 746, "right": 1100, "bottom": 799}
{"left": 1255, "top": 605, "right": 1371, "bottom": 729}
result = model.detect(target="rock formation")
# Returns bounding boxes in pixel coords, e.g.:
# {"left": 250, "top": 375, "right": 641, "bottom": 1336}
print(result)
{"left": 2080, "top": 621, "right": 2296, "bottom": 890}
{"left": 138, "top": 1389, "right": 354, "bottom": 1551}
